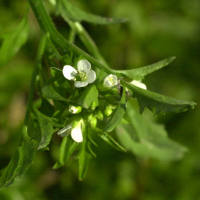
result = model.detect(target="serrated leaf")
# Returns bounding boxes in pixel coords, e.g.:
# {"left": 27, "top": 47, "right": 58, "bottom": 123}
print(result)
{"left": 124, "top": 81, "right": 196, "bottom": 114}
{"left": 116, "top": 106, "right": 188, "bottom": 161}
{"left": 53, "top": 137, "right": 78, "bottom": 169}
{"left": 56, "top": 0, "right": 127, "bottom": 25}
{"left": 0, "top": 12, "right": 29, "bottom": 67}
{"left": 77, "top": 85, "right": 98, "bottom": 109}
{"left": 112, "top": 57, "right": 176, "bottom": 80}
{"left": 42, "top": 84, "right": 73, "bottom": 102}
{"left": 99, "top": 133, "right": 126, "bottom": 152}
{"left": 0, "top": 132, "right": 37, "bottom": 188}
{"left": 33, "top": 107, "right": 54, "bottom": 150}
{"left": 104, "top": 87, "right": 126, "bottom": 132}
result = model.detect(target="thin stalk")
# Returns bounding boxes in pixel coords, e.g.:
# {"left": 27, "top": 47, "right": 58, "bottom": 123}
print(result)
{"left": 24, "top": 33, "right": 47, "bottom": 126}
{"left": 28, "top": 0, "right": 111, "bottom": 74}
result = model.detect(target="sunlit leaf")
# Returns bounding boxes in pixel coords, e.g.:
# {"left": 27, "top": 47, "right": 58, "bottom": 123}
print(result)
{"left": 116, "top": 105, "right": 188, "bottom": 161}
{"left": 77, "top": 84, "right": 98, "bottom": 109}
{"left": 124, "top": 81, "right": 196, "bottom": 114}
{"left": 56, "top": 0, "right": 127, "bottom": 24}
{"left": 0, "top": 12, "right": 29, "bottom": 67}
{"left": 112, "top": 57, "right": 176, "bottom": 80}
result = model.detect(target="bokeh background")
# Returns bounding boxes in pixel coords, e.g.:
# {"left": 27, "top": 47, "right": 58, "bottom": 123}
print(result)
{"left": 0, "top": 0, "right": 199, "bottom": 199}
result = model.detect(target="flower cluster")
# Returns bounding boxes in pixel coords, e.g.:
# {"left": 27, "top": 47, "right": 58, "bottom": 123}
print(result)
{"left": 59, "top": 60, "right": 147, "bottom": 143}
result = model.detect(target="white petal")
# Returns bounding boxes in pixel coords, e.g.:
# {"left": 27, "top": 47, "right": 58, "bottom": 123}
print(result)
{"left": 131, "top": 80, "right": 147, "bottom": 90}
{"left": 71, "top": 122, "right": 83, "bottom": 143}
{"left": 77, "top": 60, "right": 91, "bottom": 73}
{"left": 103, "top": 74, "right": 117, "bottom": 87}
{"left": 74, "top": 81, "right": 88, "bottom": 88}
{"left": 63, "top": 65, "right": 78, "bottom": 80}
{"left": 57, "top": 124, "right": 72, "bottom": 137}
{"left": 86, "top": 70, "right": 96, "bottom": 83}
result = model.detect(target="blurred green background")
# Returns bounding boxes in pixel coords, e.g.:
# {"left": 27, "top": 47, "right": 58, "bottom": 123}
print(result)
{"left": 0, "top": 0, "right": 199, "bottom": 199}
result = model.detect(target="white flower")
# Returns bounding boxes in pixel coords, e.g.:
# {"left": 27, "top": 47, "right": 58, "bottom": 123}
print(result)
{"left": 69, "top": 105, "right": 82, "bottom": 114}
{"left": 57, "top": 119, "right": 84, "bottom": 143}
{"left": 63, "top": 60, "right": 96, "bottom": 88}
{"left": 103, "top": 74, "right": 118, "bottom": 88}
{"left": 130, "top": 80, "right": 147, "bottom": 90}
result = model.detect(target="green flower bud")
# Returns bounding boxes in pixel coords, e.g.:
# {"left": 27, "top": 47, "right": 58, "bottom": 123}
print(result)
{"left": 89, "top": 101, "right": 98, "bottom": 111}
{"left": 96, "top": 110, "right": 104, "bottom": 120}
{"left": 87, "top": 114, "right": 97, "bottom": 128}
{"left": 104, "top": 106, "right": 113, "bottom": 117}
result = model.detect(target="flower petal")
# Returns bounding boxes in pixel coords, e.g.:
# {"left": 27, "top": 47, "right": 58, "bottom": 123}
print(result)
{"left": 77, "top": 60, "right": 91, "bottom": 73}
{"left": 131, "top": 80, "right": 147, "bottom": 90}
{"left": 57, "top": 124, "right": 72, "bottom": 137}
{"left": 74, "top": 81, "right": 88, "bottom": 88}
{"left": 71, "top": 122, "right": 83, "bottom": 143}
{"left": 86, "top": 70, "right": 96, "bottom": 83}
{"left": 63, "top": 65, "right": 78, "bottom": 80}
{"left": 103, "top": 74, "right": 117, "bottom": 87}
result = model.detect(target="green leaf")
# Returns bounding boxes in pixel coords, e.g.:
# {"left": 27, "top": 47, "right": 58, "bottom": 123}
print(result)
{"left": 124, "top": 81, "right": 196, "bottom": 114}
{"left": 78, "top": 144, "right": 91, "bottom": 181}
{"left": 104, "top": 86, "right": 126, "bottom": 132}
{"left": 0, "top": 131, "right": 37, "bottom": 188}
{"left": 116, "top": 106, "right": 188, "bottom": 161}
{"left": 53, "top": 137, "right": 78, "bottom": 169}
{"left": 50, "top": 67, "right": 63, "bottom": 78}
{"left": 112, "top": 57, "right": 176, "bottom": 80}
{"left": 99, "top": 133, "right": 126, "bottom": 152}
{"left": 40, "top": 97, "right": 55, "bottom": 117}
{"left": 33, "top": 107, "right": 54, "bottom": 150}
{"left": 42, "top": 85, "right": 73, "bottom": 102}
{"left": 0, "top": 12, "right": 29, "bottom": 67}
{"left": 56, "top": 0, "right": 127, "bottom": 25}
{"left": 77, "top": 85, "right": 98, "bottom": 109}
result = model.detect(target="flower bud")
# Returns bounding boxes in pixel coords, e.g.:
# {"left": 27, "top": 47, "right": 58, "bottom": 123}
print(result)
{"left": 96, "top": 110, "right": 104, "bottom": 120}
{"left": 69, "top": 105, "right": 82, "bottom": 114}
{"left": 104, "top": 106, "right": 113, "bottom": 117}
{"left": 87, "top": 114, "right": 97, "bottom": 129}
{"left": 98, "top": 74, "right": 118, "bottom": 91}
{"left": 89, "top": 101, "right": 98, "bottom": 111}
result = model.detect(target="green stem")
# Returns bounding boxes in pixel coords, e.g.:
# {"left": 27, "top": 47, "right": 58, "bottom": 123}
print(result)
{"left": 24, "top": 33, "right": 47, "bottom": 126}
{"left": 28, "top": 0, "right": 136, "bottom": 93}
{"left": 28, "top": 0, "right": 111, "bottom": 74}
{"left": 66, "top": 20, "right": 109, "bottom": 67}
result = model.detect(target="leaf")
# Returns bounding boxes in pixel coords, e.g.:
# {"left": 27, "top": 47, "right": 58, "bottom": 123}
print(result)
{"left": 53, "top": 137, "right": 78, "bottom": 169}
{"left": 99, "top": 133, "right": 126, "bottom": 152}
{"left": 56, "top": 0, "right": 127, "bottom": 25}
{"left": 78, "top": 144, "right": 91, "bottom": 181}
{"left": 77, "top": 85, "right": 98, "bottom": 109}
{"left": 40, "top": 97, "right": 55, "bottom": 117}
{"left": 104, "top": 86, "right": 126, "bottom": 132}
{"left": 33, "top": 107, "right": 54, "bottom": 150}
{"left": 112, "top": 57, "right": 176, "bottom": 80}
{"left": 124, "top": 81, "right": 196, "bottom": 114}
{"left": 0, "top": 12, "right": 29, "bottom": 67}
{"left": 0, "top": 131, "right": 37, "bottom": 188}
{"left": 116, "top": 106, "right": 188, "bottom": 161}
{"left": 42, "top": 85, "right": 73, "bottom": 102}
